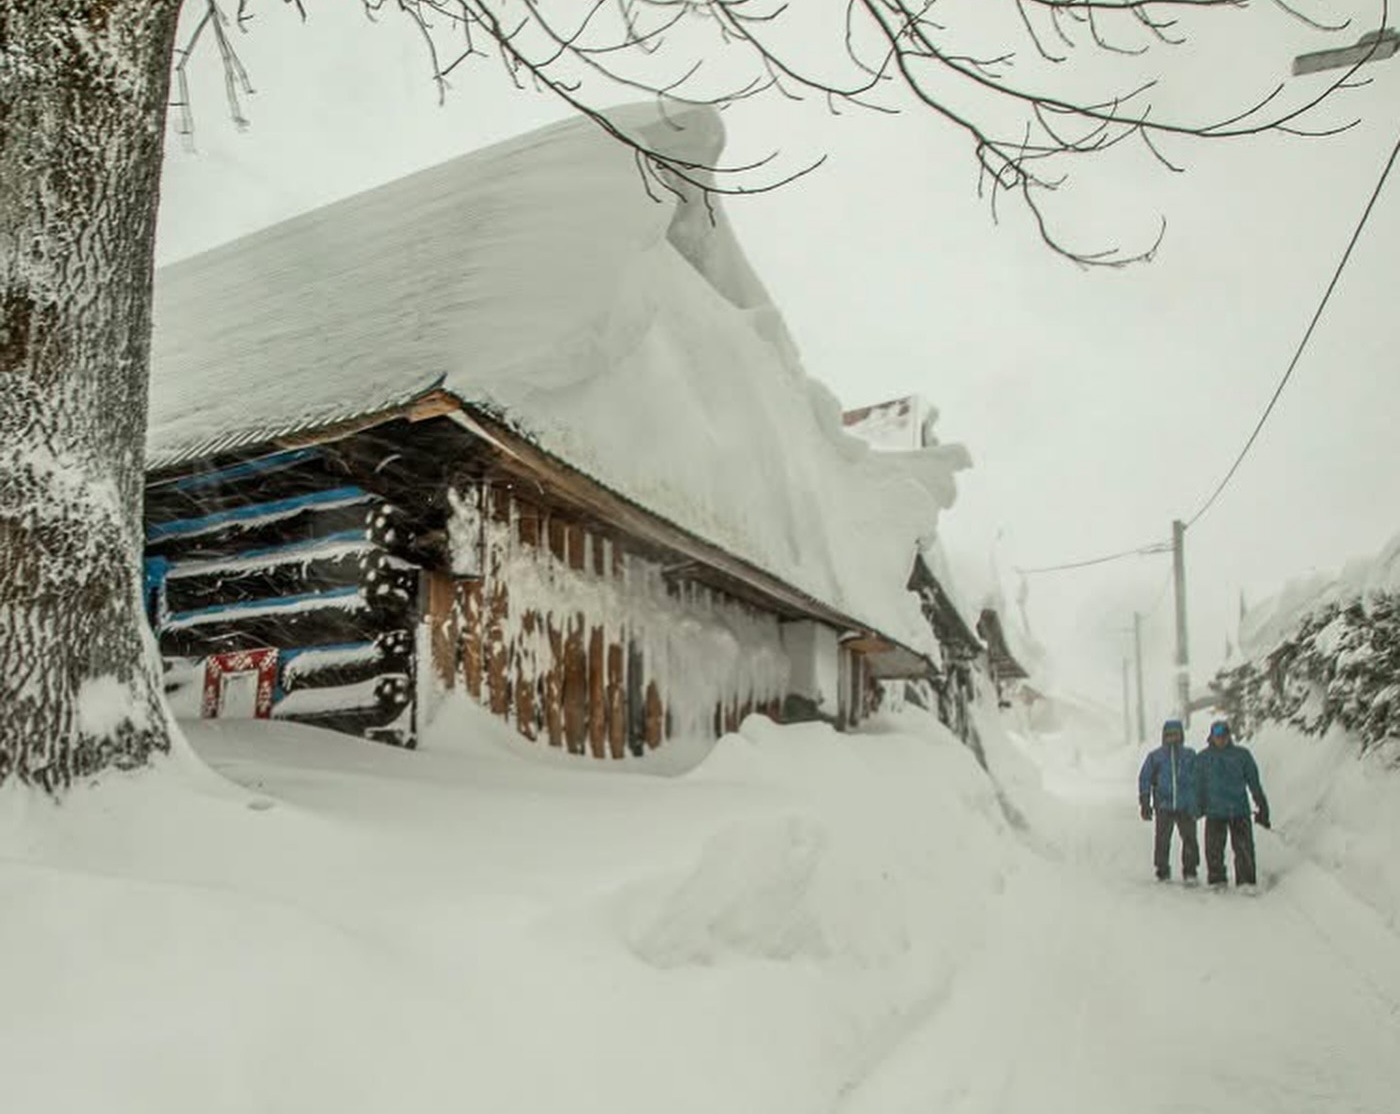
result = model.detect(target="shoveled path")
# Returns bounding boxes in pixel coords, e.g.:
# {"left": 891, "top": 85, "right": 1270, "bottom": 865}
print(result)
{"left": 839, "top": 730, "right": 1400, "bottom": 1114}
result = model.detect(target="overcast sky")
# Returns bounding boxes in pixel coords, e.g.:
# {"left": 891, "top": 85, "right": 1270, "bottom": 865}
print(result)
{"left": 157, "top": 1, "right": 1400, "bottom": 725}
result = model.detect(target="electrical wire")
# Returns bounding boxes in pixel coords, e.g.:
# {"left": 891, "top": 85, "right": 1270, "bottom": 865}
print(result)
{"left": 1021, "top": 124, "right": 1400, "bottom": 571}
{"left": 1013, "top": 116, "right": 1400, "bottom": 575}
{"left": 1185, "top": 126, "right": 1400, "bottom": 530}
{"left": 1017, "top": 539, "right": 1170, "bottom": 576}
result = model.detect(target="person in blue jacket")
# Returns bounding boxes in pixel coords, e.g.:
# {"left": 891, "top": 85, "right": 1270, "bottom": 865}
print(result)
{"left": 1194, "top": 719, "right": 1271, "bottom": 887}
{"left": 1137, "top": 719, "right": 1200, "bottom": 882}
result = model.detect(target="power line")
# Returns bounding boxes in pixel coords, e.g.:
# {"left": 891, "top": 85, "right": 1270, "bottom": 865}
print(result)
{"left": 1020, "top": 124, "right": 1400, "bottom": 573}
{"left": 1185, "top": 126, "right": 1400, "bottom": 530}
{"left": 1017, "top": 539, "right": 1170, "bottom": 576}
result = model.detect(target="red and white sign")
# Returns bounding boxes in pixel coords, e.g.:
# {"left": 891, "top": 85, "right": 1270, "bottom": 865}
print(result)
{"left": 202, "top": 648, "right": 279, "bottom": 719}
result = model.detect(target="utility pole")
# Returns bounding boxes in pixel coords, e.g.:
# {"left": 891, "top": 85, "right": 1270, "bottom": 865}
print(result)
{"left": 1133, "top": 611, "right": 1146, "bottom": 744}
{"left": 1121, "top": 657, "right": 1131, "bottom": 745}
{"left": 1172, "top": 519, "right": 1190, "bottom": 726}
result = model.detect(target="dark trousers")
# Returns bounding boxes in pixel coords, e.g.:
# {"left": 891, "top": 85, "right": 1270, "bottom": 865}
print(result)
{"left": 1153, "top": 810, "right": 1200, "bottom": 879}
{"left": 1204, "top": 816, "right": 1257, "bottom": 885}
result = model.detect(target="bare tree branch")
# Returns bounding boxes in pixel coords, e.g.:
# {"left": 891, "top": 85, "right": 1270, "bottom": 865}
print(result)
{"left": 174, "top": 0, "right": 1378, "bottom": 266}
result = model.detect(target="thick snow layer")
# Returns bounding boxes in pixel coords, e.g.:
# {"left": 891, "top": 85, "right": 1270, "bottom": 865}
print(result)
{"left": 1252, "top": 722, "right": 1400, "bottom": 931}
{"left": 147, "top": 489, "right": 373, "bottom": 544}
{"left": 162, "top": 586, "right": 367, "bottom": 630}
{"left": 843, "top": 710, "right": 1400, "bottom": 1113}
{"left": 1241, "top": 530, "right": 1400, "bottom": 656}
{"left": 4, "top": 702, "right": 1400, "bottom": 1111}
{"left": 272, "top": 675, "right": 398, "bottom": 717}
{"left": 280, "top": 641, "right": 380, "bottom": 683}
{"left": 147, "top": 104, "right": 966, "bottom": 652}
{"left": 164, "top": 534, "right": 375, "bottom": 580}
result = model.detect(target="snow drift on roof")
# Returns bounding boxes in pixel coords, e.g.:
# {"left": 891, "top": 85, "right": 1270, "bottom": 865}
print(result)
{"left": 148, "top": 104, "right": 968, "bottom": 649}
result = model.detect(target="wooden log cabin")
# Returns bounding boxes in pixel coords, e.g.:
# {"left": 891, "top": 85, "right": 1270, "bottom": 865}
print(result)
{"left": 144, "top": 388, "right": 933, "bottom": 754}
{"left": 143, "top": 105, "right": 938, "bottom": 757}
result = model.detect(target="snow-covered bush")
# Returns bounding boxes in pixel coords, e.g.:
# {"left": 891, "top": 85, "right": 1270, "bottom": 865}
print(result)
{"left": 1212, "top": 592, "right": 1400, "bottom": 755}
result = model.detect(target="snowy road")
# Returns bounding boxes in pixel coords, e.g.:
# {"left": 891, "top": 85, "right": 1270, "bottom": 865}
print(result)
{"left": 5, "top": 708, "right": 1400, "bottom": 1113}
{"left": 842, "top": 728, "right": 1400, "bottom": 1114}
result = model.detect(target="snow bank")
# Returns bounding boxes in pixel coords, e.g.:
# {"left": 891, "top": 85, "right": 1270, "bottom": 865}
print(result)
{"left": 0, "top": 708, "right": 1020, "bottom": 1113}
{"left": 619, "top": 713, "right": 1012, "bottom": 973}
{"left": 148, "top": 104, "right": 967, "bottom": 652}
{"left": 10, "top": 693, "right": 1400, "bottom": 1110}
{"left": 1215, "top": 532, "right": 1400, "bottom": 750}
{"left": 1241, "top": 530, "right": 1400, "bottom": 657}
{"left": 1254, "top": 722, "right": 1400, "bottom": 932}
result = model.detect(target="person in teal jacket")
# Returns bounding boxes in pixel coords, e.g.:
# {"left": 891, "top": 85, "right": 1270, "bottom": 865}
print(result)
{"left": 1194, "top": 719, "right": 1270, "bottom": 886}
{"left": 1138, "top": 719, "right": 1200, "bottom": 882}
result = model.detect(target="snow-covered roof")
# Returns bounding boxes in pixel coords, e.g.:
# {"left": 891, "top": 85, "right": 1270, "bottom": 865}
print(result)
{"left": 148, "top": 104, "right": 968, "bottom": 652}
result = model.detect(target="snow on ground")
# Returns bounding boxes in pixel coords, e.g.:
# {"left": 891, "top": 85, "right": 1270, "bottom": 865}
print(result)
{"left": 3, "top": 703, "right": 1400, "bottom": 1112}
{"left": 0, "top": 706, "right": 1015, "bottom": 1113}
{"left": 1251, "top": 722, "right": 1400, "bottom": 932}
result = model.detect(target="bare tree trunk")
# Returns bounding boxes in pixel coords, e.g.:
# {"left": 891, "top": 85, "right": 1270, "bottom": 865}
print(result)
{"left": 0, "top": 1, "right": 182, "bottom": 791}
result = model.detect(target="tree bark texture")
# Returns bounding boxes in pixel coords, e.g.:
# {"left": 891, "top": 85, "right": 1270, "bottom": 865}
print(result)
{"left": 1, "top": 1, "right": 182, "bottom": 789}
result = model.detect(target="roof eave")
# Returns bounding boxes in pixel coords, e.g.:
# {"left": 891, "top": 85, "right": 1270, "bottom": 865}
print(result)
{"left": 147, "top": 390, "right": 931, "bottom": 667}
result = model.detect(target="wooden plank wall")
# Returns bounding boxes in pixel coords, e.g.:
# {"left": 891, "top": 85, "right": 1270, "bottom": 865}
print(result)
{"left": 426, "top": 483, "right": 799, "bottom": 758}
{"left": 430, "top": 485, "right": 674, "bottom": 759}
{"left": 420, "top": 478, "right": 817, "bottom": 755}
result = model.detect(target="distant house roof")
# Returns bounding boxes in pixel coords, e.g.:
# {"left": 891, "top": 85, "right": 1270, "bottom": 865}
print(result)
{"left": 842, "top": 395, "right": 934, "bottom": 452}
{"left": 976, "top": 609, "right": 1029, "bottom": 681}
{"left": 906, "top": 552, "right": 982, "bottom": 661}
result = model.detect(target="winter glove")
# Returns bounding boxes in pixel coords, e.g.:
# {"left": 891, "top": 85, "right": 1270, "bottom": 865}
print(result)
{"left": 1140, "top": 798, "right": 1153, "bottom": 822}
{"left": 1255, "top": 808, "right": 1271, "bottom": 830}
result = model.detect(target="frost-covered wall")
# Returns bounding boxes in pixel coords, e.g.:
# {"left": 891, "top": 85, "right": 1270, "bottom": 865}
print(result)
{"left": 427, "top": 483, "right": 792, "bottom": 756}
